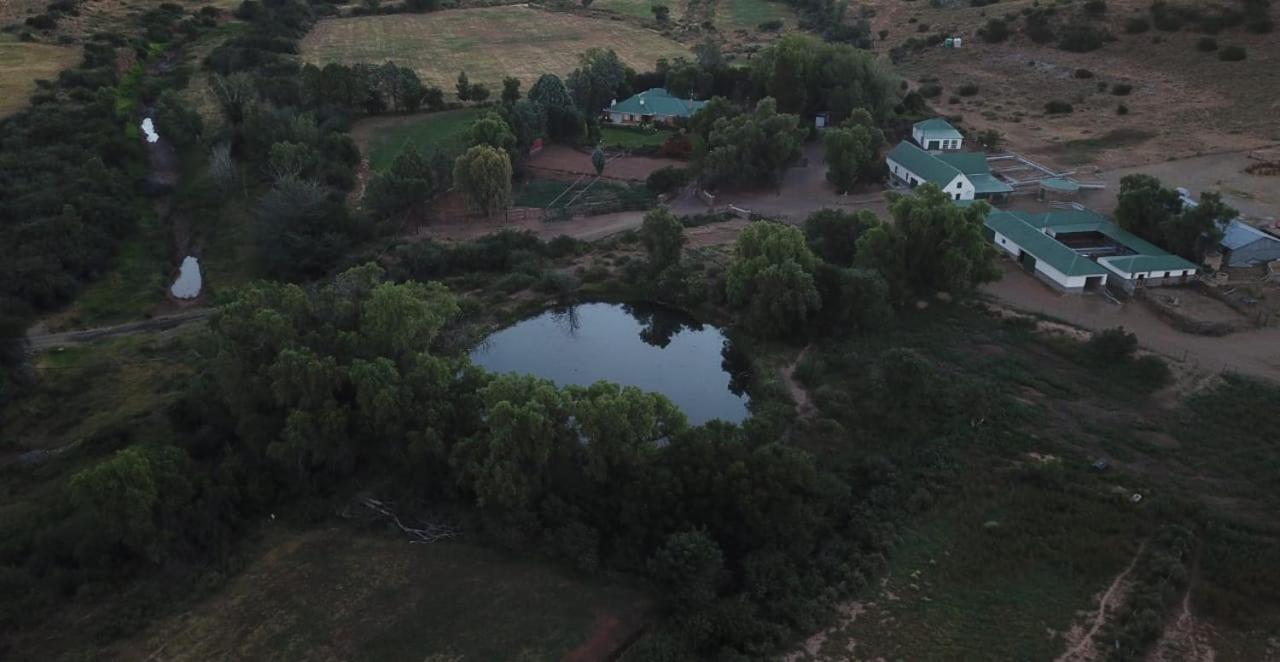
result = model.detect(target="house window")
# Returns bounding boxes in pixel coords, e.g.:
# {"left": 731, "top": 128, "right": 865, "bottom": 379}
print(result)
{"left": 956, "top": 181, "right": 962, "bottom": 189}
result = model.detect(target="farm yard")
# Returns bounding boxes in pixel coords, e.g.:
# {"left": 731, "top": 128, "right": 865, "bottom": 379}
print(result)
{"left": 300, "top": 5, "right": 690, "bottom": 98}
{"left": 866, "top": 0, "right": 1280, "bottom": 169}
{"left": 0, "top": 35, "right": 79, "bottom": 118}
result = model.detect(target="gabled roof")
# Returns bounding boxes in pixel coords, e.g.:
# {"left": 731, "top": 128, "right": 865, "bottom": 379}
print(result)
{"left": 1099, "top": 254, "right": 1197, "bottom": 275}
{"left": 986, "top": 211, "right": 1109, "bottom": 277}
{"left": 887, "top": 141, "right": 964, "bottom": 187}
{"left": 968, "top": 173, "right": 1014, "bottom": 195}
{"left": 1221, "top": 219, "right": 1280, "bottom": 250}
{"left": 914, "top": 118, "right": 962, "bottom": 140}
{"left": 935, "top": 152, "right": 989, "bottom": 174}
{"left": 608, "top": 88, "right": 706, "bottom": 118}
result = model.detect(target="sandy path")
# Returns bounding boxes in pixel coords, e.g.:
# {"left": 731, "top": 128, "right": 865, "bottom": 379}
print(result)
{"left": 25, "top": 309, "right": 211, "bottom": 352}
{"left": 983, "top": 261, "right": 1280, "bottom": 382}
{"left": 1056, "top": 541, "right": 1147, "bottom": 662}
{"left": 781, "top": 345, "right": 815, "bottom": 418}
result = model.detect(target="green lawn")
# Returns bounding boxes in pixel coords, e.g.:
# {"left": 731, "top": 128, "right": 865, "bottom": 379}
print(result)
{"left": 359, "top": 107, "right": 481, "bottom": 172}
{"left": 719, "top": 0, "right": 793, "bottom": 32}
{"left": 600, "top": 125, "right": 673, "bottom": 149}
{"left": 516, "top": 178, "right": 655, "bottom": 210}
{"left": 592, "top": 0, "right": 682, "bottom": 21}
{"left": 117, "top": 528, "right": 650, "bottom": 661}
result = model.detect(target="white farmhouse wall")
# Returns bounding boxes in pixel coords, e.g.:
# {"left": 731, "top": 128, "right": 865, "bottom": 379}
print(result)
{"left": 943, "top": 174, "right": 975, "bottom": 201}
{"left": 1035, "top": 259, "right": 1093, "bottom": 290}
{"left": 992, "top": 232, "right": 1021, "bottom": 257}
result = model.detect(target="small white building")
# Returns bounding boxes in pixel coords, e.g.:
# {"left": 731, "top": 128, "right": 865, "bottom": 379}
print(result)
{"left": 912, "top": 118, "right": 963, "bottom": 151}
{"left": 886, "top": 141, "right": 1011, "bottom": 202}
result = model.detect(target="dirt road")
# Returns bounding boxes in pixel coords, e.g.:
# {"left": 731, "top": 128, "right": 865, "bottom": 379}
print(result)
{"left": 983, "top": 261, "right": 1280, "bottom": 382}
{"left": 25, "top": 309, "right": 211, "bottom": 352}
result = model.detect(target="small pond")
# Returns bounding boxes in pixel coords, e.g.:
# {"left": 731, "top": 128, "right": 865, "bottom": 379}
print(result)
{"left": 470, "top": 302, "right": 750, "bottom": 425}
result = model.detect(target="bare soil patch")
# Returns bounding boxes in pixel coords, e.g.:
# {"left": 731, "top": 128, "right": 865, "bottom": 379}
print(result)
{"left": 528, "top": 144, "right": 686, "bottom": 182}
{"left": 1056, "top": 541, "right": 1147, "bottom": 662}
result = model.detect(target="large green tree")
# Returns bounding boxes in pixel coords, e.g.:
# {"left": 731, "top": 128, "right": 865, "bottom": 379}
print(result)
{"left": 363, "top": 143, "right": 437, "bottom": 223}
{"left": 823, "top": 110, "right": 885, "bottom": 193}
{"left": 640, "top": 208, "right": 687, "bottom": 274}
{"left": 855, "top": 185, "right": 999, "bottom": 303}
{"left": 726, "top": 222, "right": 821, "bottom": 337}
{"left": 1115, "top": 175, "right": 1231, "bottom": 261}
{"left": 749, "top": 34, "right": 899, "bottom": 121}
{"left": 803, "top": 208, "right": 880, "bottom": 267}
{"left": 453, "top": 145, "right": 513, "bottom": 216}
{"left": 700, "top": 98, "right": 805, "bottom": 189}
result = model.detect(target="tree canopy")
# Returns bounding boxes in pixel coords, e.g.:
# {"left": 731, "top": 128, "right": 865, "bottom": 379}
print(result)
{"left": 700, "top": 98, "right": 805, "bottom": 189}
{"left": 1115, "top": 174, "right": 1231, "bottom": 261}
{"left": 453, "top": 145, "right": 513, "bottom": 216}
{"left": 855, "top": 185, "right": 1000, "bottom": 303}
{"left": 726, "top": 222, "right": 822, "bottom": 337}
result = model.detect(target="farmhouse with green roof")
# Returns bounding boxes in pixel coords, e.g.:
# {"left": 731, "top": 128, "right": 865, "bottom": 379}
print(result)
{"left": 604, "top": 88, "right": 706, "bottom": 126}
{"left": 886, "top": 141, "right": 1013, "bottom": 202}
{"left": 912, "top": 118, "right": 963, "bottom": 151}
{"left": 984, "top": 209, "right": 1198, "bottom": 294}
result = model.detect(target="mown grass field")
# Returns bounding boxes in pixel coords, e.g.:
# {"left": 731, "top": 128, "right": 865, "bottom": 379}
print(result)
{"left": 0, "top": 34, "right": 80, "bottom": 118}
{"left": 354, "top": 107, "right": 481, "bottom": 172}
{"left": 717, "top": 0, "right": 793, "bottom": 33}
{"left": 114, "top": 528, "right": 650, "bottom": 661}
{"left": 299, "top": 6, "right": 689, "bottom": 98}
{"left": 600, "top": 125, "right": 673, "bottom": 149}
{"left": 591, "top": 0, "right": 682, "bottom": 21}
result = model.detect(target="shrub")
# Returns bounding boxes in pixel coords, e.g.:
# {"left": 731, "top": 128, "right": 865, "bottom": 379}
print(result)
{"left": 1025, "top": 11, "right": 1057, "bottom": 43}
{"left": 1044, "top": 100, "right": 1074, "bottom": 114}
{"left": 1086, "top": 326, "right": 1138, "bottom": 363}
{"left": 957, "top": 83, "right": 980, "bottom": 96}
{"left": 537, "top": 271, "right": 579, "bottom": 298}
{"left": 1196, "top": 36, "right": 1218, "bottom": 51}
{"left": 647, "top": 166, "right": 691, "bottom": 195}
{"left": 1111, "top": 83, "right": 1133, "bottom": 96}
{"left": 1058, "top": 23, "right": 1108, "bottom": 52}
{"left": 25, "top": 14, "right": 58, "bottom": 30}
{"left": 979, "top": 18, "right": 1011, "bottom": 42}
{"left": 1124, "top": 17, "right": 1151, "bottom": 33}
{"left": 1074, "top": 68, "right": 1094, "bottom": 79}
{"left": 1083, "top": 0, "right": 1107, "bottom": 16}
{"left": 1247, "top": 17, "right": 1274, "bottom": 33}
{"left": 1218, "top": 45, "right": 1247, "bottom": 61}
{"left": 495, "top": 272, "right": 537, "bottom": 293}
{"left": 758, "top": 19, "right": 783, "bottom": 31}
{"left": 1117, "top": 103, "right": 1129, "bottom": 115}
{"left": 918, "top": 83, "right": 943, "bottom": 99}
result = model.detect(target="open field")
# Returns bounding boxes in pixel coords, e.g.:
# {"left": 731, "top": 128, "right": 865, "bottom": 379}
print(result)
{"left": 592, "top": 0, "right": 681, "bottom": 21}
{"left": 868, "top": 0, "right": 1280, "bottom": 169}
{"left": 718, "top": 0, "right": 793, "bottom": 33}
{"left": 110, "top": 528, "right": 650, "bottom": 661}
{"left": 352, "top": 107, "right": 481, "bottom": 172}
{"left": 300, "top": 6, "right": 690, "bottom": 98}
{"left": 0, "top": 35, "right": 79, "bottom": 118}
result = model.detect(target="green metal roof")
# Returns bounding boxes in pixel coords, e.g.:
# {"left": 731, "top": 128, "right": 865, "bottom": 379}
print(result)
{"left": 1099, "top": 254, "right": 1197, "bottom": 275}
{"left": 986, "top": 211, "right": 1109, "bottom": 277}
{"left": 1040, "top": 177, "right": 1080, "bottom": 192}
{"left": 935, "top": 152, "right": 989, "bottom": 174}
{"left": 914, "top": 118, "right": 962, "bottom": 140}
{"left": 887, "top": 141, "right": 963, "bottom": 187}
{"left": 968, "top": 173, "right": 1014, "bottom": 194}
{"left": 607, "top": 88, "right": 706, "bottom": 118}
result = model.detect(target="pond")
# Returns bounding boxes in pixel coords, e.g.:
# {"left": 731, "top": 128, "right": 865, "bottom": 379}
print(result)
{"left": 470, "top": 302, "right": 750, "bottom": 425}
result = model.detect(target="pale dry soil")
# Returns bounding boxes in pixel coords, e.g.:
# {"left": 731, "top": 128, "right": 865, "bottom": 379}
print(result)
{"left": 300, "top": 5, "right": 690, "bottom": 96}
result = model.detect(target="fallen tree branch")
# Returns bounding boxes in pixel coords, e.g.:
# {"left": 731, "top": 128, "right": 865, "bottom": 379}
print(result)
{"left": 360, "top": 496, "right": 460, "bottom": 544}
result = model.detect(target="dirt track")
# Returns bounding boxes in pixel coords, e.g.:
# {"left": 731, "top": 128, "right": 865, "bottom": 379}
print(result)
{"left": 983, "top": 261, "right": 1280, "bottom": 382}
{"left": 25, "top": 309, "right": 211, "bottom": 351}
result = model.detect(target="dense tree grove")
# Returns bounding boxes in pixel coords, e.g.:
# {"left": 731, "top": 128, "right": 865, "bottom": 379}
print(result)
{"left": 726, "top": 222, "right": 823, "bottom": 337}
{"left": 855, "top": 185, "right": 1001, "bottom": 303}
{"left": 698, "top": 98, "right": 806, "bottom": 189}
{"left": 823, "top": 109, "right": 886, "bottom": 193}
{"left": 1115, "top": 174, "right": 1232, "bottom": 261}
{"left": 750, "top": 34, "right": 899, "bottom": 122}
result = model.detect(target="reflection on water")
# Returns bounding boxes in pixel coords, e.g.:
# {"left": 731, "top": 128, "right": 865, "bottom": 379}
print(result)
{"left": 470, "top": 302, "right": 750, "bottom": 425}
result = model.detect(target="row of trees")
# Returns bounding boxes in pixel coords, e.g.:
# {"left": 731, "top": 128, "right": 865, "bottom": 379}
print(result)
{"left": 1115, "top": 174, "right": 1234, "bottom": 262}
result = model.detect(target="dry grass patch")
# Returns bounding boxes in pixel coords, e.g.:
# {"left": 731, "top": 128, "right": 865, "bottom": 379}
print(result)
{"left": 0, "top": 34, "right": 79, "bottom": 118}
{"left": 300, "top": 5, "right": 690, "bottom": 97}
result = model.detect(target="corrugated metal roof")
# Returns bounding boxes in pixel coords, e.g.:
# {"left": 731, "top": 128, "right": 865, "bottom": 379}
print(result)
{"left": 986, "top": 211, "right": 1109, "bottom": 277}
{"left": 968, "top": 173, "right": 1014, "bottom": 194}
{"left": 935, "top": 152, "right": 989, "bottom": 174}
{"left": 1221, "top": 219, "right": 1280, "bottom": 250}
{"left": 914, "top": 118, "right": 962, "bottom": 140}
{"left": 608, "top": 88, "right": 706, "bottom": 118}
{"left": 887, "top": 141, "right": 962, "bottom": 186}
{"left": 1099, "top": 254, "right": 1197, "bottom": 275}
